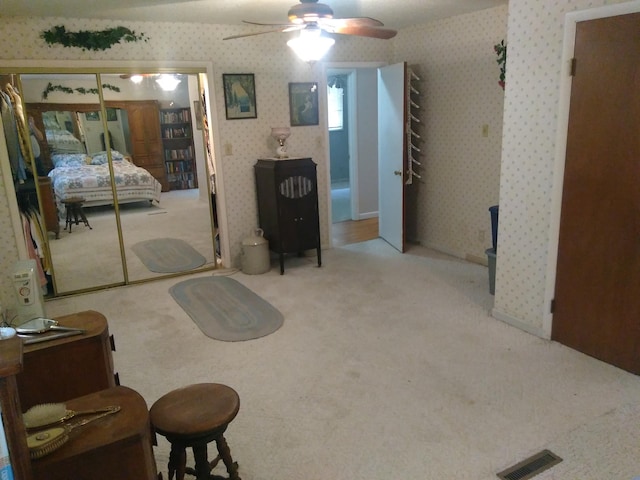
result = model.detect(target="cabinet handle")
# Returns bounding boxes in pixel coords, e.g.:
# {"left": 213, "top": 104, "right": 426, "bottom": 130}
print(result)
{"left": 394, "top": 170, "right": 402, "bottom": 176}
{"left": 109, "top": 334, "right": 116, "bottom": 351}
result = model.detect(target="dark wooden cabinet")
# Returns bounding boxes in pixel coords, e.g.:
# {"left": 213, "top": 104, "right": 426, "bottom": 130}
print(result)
{"left": 254, "top": 157, "right": 321, "bottom": 274}
{"left": 37, "top": 176, "right": 59, "bottom": 239}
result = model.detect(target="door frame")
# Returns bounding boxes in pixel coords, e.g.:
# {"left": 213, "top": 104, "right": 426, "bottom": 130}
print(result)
{"left": 321, "top": 61, "right": 386, "bottom": 246}
{"left": 327, "top": 67, "right": 358, "bottom": 222}
{"left": 545, "top": 0, "right": 640, "bottom": 336}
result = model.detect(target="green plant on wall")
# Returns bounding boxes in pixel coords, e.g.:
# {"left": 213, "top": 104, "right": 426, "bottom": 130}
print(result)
{"left": 494, "top": 39, "right": 507, "bottom": 90}
{"left": 41, "top": 25, "right": 147, "bottom": 51}
{"left": 42, "top": 82, "right": 121, "bottom": 100}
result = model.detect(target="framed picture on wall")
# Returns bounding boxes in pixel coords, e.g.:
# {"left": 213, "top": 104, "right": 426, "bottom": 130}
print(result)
{"left": 106, "top": 108, "right": 117, "bottom": 121}
{"left": 289, "top": 82, "right": 319, "bottom": 126}
{"left": 222, "top": 73, "right": 257, "bottom": 119}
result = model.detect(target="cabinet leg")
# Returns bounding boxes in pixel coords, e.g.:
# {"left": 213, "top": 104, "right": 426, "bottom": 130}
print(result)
{"left": 317, "top": 246, "right": 321, "bottom": 267}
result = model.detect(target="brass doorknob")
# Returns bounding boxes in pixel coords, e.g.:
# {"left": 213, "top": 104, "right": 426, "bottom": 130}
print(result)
{"left": 394, "top": 170, "right": 402, "bottom": 176}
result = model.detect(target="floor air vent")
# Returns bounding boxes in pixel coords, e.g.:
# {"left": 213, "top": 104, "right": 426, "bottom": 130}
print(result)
{"left": 497, "top": 449, "right": 562, "bottom": 480}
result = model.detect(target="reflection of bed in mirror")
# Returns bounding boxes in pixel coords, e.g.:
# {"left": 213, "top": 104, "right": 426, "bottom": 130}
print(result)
{"left": 48, "top": 151, "right": 162, "bottom": 215}
{"left": 27, "top": 100, "right": 169, "bottom": 191}
{"left": 42, "top": 109, "right": 161, "bottom": 214}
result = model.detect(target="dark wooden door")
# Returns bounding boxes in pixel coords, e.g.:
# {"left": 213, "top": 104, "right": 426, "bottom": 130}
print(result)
{"left": 551, "top": 13, "right": 640, "bottom": 374}
{"left": 126, "top": 100, "right": 168, "bottom": 191}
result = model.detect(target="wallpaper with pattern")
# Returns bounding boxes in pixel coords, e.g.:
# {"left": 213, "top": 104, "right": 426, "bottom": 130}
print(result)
{"left": 394, "top": 6, "right": 507, "bottom": 260}
{"left": 495, "top": 0, "right": 631, "bottom": 335}
{"left": 0, "top": 16, "right": 393, "bottom": 306}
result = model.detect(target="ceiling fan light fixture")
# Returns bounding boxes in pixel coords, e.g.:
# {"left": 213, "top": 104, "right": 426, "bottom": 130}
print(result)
{"left": 129, "top": 74, "right": 144, "bottom": 84}
{"left": 288, "top": 1, "right": 333, "bottom": 24}
{"left": 287, "top": 27, "right": 335, "bottom": 62}
{"left": 155, "top": 74, "right": 181, "bottom": 91}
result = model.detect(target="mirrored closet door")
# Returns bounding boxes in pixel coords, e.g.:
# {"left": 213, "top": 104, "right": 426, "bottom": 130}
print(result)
{"left": 4, "top": 69, "right": 217, "bottom": 297}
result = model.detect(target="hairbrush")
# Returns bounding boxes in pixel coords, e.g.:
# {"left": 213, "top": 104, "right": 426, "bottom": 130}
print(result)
{"left": 26, "top": 405, "right": 121, "bottom": 459}
{"left": 23, "top": 403, "right": 119, "bottom": 429}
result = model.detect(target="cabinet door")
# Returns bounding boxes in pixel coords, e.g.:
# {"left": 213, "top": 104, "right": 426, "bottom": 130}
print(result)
{"left": 277, "top": 173, "right": 319, "bottom": 252}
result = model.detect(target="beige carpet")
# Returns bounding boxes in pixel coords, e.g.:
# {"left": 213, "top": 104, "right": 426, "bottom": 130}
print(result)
{"left": 44, "top": 239, "right": 640, "bottom": 480}
{"left": 48, "top": 190, "right": 216, "bottom": 293}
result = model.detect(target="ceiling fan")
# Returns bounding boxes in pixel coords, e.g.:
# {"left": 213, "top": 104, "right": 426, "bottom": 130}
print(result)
{"left": 222, "top": 0, "right": 397, "bottom": 41}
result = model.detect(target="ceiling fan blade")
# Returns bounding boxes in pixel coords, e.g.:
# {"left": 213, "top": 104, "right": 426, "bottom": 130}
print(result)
{"left": 242, "top": 20, "right": 296, "bottom": 27}
{"left": 332, "top": 25, "right": 397, "bottom": 40}
{"left": 223, "top": 28, "right": 291, "bottom": 40}
{"left": 323, "top": 17, "right": 385, "bottom": 28}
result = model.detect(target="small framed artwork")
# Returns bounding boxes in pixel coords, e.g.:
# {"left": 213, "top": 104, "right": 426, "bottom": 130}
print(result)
{"left": 222, "top": 73, "right": 257, "bottom": 120}
{"left": 289, "top": 82, "right": 319, "bottom": 126}
{"left": 85, "top": 111, "right": 100, "bottom": 121}
{"left": 193, "top": 100, "right": 203, "bottom": 130}
{"left": 106, "top": 108, "right": 117, "bottom": 122}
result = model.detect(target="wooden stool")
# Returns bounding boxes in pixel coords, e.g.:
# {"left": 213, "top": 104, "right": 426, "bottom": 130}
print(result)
{"left": 150, "top": 383, "right": 241, "bottom": 480}
{"left": 62, "top": 197, "right": 92, "bottom": 232}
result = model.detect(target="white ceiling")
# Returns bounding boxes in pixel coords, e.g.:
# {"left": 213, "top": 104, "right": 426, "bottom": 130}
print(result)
{"left": 1, "top": 0, "right": 507, "bottom": 31}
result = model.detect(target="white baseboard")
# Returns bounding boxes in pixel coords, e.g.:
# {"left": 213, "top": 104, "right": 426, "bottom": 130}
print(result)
{"left": 358, "top": 211, "right": 378, "bottom": 220}
{"left": 491, "top": 308, "right": 549, "bottom": 340}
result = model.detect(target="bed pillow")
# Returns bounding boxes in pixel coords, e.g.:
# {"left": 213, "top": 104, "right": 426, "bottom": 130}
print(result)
{"left": 89, "top": 150, "right": 125, "bottom": 165}
{"left": 51, "top": 153, "right": 89, "bottom": 168}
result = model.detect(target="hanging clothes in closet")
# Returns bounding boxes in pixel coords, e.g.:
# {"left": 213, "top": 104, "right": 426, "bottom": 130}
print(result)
{"left": 1, "top": 80, "right": 51, "bottom": 292}
{"left": 1, "top": 86, "right": 28, "bottom": 182}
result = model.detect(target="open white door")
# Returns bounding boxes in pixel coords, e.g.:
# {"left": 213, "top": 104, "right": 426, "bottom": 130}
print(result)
{"left": 377, "top": 62, "right": 406, "bottom": 252}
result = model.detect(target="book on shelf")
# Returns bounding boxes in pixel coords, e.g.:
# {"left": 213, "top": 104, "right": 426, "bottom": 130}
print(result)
{"left": 162, "top": 126, "right": 192, "bottom": 139}
{"left": 160, "top": 109, "right": 191, "bottom": 124}
{"left": 164, "top": 146, "right": 194, "bottom": 160}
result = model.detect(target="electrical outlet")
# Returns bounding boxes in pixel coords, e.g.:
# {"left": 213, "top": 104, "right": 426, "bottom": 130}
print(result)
{"left": 224, "top": 143, "right": 233, "bottom": 156}
{"left": 482, "top": 124, "right": 489, "bottom": 137}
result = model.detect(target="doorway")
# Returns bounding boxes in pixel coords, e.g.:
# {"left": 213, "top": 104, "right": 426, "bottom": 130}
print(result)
{"left": 327, "top": 70, "right": 353, "bottom": 223}
{"left": 326, "top": 64, "right": 381, "bottom": 247}
{"left": 551, "top": 12, "right": 640, "bottom": 374}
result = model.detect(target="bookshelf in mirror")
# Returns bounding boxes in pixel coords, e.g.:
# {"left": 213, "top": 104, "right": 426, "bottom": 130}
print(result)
{"left": 160, "top": 107, "right": 198, "bottom": 191}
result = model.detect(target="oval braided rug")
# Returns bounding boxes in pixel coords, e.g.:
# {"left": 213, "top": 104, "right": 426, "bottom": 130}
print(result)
{"left": 132, "top": 238, "right": 206, "bottom": 273}
{"left": 169, "top": 276, "right": 284, "bottom": 341}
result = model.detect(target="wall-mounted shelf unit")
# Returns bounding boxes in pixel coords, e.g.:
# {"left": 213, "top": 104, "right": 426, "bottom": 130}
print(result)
{"left": 160, "top": 108, "right": 198, "bottom": 191}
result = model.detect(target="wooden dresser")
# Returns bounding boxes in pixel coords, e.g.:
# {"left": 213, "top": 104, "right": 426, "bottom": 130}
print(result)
{"left": 30, "top": 386, "right": 157, "bottom": 480}
{"left": 17, "top": 310, "right": 117, "bottom": 411}
{"left": 37, "top": 176, "right": 59, "bottom": 239}
{"left": 0, "top": 310, "right": 157, "bottom": 480}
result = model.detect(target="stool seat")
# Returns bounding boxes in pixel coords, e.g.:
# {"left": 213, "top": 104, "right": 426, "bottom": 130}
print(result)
{"left": 150, "top": 383, "right": 241, "bottom": 480}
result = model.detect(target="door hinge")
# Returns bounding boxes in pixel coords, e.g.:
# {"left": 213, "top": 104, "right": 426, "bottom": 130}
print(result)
{"left": 550, "top": 299, "right": 556, "bottom": 314}
{"left": 570, "top": 58, "right": 577, "bottom": 76}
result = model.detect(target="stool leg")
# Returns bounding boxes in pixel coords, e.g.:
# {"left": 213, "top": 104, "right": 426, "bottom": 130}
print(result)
{"left": 191, "top": 444, "right": 212, "bottom": 480}
{"left": 78, "top": 207, "right": 92, "bottom": 229}
{"left": 65, "top": 207, "right": 72, "bottom": 232}
{"left": 72, "top": 205, "right": 81, "bottom": 225}
{"left": 215, "top": 434, "right": 241, "bottom": 480}
{"left": 168, "top": 444, "right": 187, "bottom": 480}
